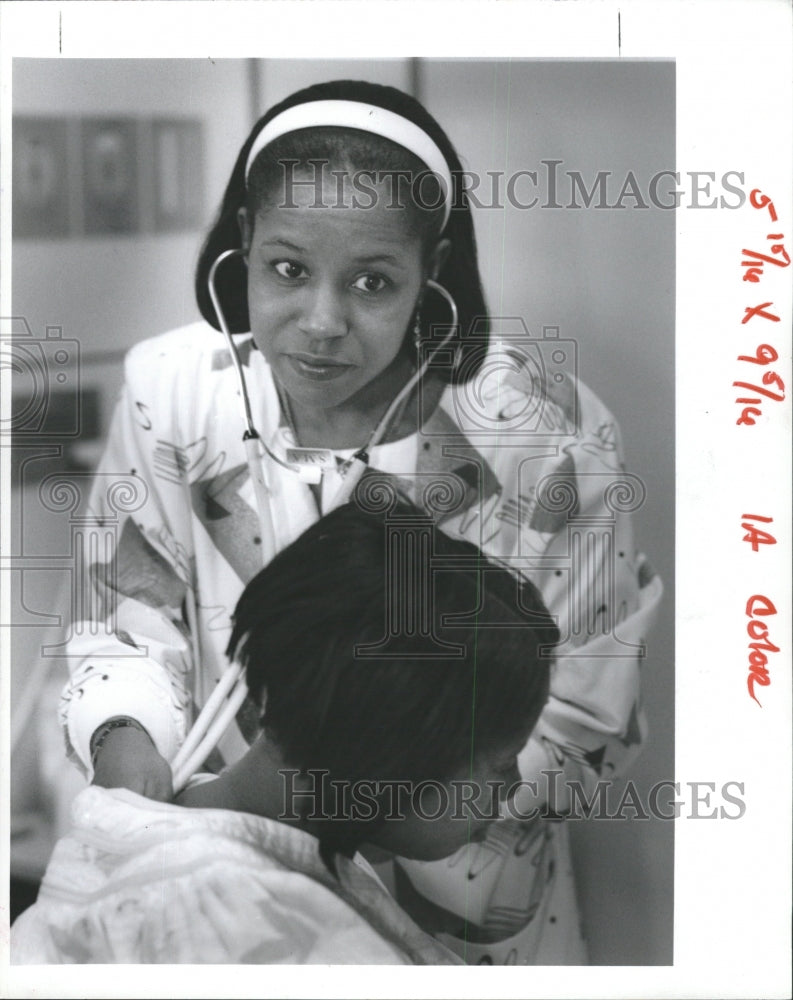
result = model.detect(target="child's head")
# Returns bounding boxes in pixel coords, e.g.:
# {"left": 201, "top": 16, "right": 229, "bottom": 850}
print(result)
{"left": 228, "top": 500, "right": 558, "bottom": 863}
{"left": 196, "top": 80, "right": 489, "bottom": 396}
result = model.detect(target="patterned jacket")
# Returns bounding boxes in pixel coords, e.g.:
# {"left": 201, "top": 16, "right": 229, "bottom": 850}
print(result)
{"left": 60, "top": 321, "right": 662, "bottom": 797}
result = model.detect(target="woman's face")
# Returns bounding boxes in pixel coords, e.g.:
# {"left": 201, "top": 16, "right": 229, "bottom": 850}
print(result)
{"left": 240, "top": 174, "right": 443, "bottom": 413}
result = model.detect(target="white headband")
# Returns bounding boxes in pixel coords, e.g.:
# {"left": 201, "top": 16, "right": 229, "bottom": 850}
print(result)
{"left": 244, "top": 99, "right": 453, "bottom": 228}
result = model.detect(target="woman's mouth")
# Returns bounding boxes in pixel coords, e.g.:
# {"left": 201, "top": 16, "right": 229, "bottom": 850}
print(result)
{"left": 286, "top": 354, "right": 354, "bottom": 382}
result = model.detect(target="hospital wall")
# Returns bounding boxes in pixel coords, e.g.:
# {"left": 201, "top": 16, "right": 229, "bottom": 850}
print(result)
{"left": 419, "top": 60, "right": 675, "bottom": 967}
{"left": 10, "top": 58, "right": 674, "bottom": 964}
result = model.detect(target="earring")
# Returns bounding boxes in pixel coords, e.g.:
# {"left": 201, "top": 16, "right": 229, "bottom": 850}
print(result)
{"left": 413, "top": 310, "right": 422, "bottom": 353}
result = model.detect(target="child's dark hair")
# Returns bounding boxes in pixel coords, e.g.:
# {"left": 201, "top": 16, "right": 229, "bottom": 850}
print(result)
{"left": 227, "top": 500, "right": 558, "bottom": 866}
{"left": 195, "top": 79, "right": 489, "bottom": 385}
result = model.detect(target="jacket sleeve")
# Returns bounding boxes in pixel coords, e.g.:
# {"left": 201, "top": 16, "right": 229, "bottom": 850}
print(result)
{"left": 517, "top": 570, "right": 663, "bottom": 811}
{"left": 515, "top": 395, "right": 664, "bottom": 810}
{"left": 58, "top": 345, "right": 196, "bottom": 777}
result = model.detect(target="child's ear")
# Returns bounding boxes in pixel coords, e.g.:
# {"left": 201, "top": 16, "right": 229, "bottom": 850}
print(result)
{"left": 237, "top": 207, "right": 253, "bottom": 253}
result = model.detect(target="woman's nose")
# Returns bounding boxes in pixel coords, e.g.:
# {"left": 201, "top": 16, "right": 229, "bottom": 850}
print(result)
{"left": 296, "top": 283, "right": 349, "bottom": 342}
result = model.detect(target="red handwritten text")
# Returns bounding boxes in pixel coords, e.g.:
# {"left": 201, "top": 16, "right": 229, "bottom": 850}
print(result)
{"left": 741, "top": 301, "right": 780, "bottom": 324}
{"left": 749, "top": 188, "right": 778, "bottom": 222}
{"left": 745, "top": 594, "right": 778, "bottom": 706}
{"left": 734, "top": 341, "right": 786, "bottom": 425}
{"left": 741, "top": 513, "right": 777, "bottom": 551}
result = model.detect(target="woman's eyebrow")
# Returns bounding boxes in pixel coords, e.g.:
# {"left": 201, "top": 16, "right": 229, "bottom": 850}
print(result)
{"left": 350, "top": 252, "right": 407, "bottom": 268}
{"left": 259, "top": 237, "right": 306, "bottom": 253}
{"left": 257, "top": 241, "right": 406, "bottom": 269}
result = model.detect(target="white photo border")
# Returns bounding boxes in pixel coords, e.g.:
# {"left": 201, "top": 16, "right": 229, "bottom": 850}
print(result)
{"left": 1, "top": 2, "right": 790, "bottom": 998}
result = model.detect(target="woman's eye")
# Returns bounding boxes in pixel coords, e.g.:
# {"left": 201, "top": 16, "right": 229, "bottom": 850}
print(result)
{"left": 352, "top": 273, "right": 388, "bottom": 293}
{"left": 273, "top": 260, "right": 306, "bottom": 280}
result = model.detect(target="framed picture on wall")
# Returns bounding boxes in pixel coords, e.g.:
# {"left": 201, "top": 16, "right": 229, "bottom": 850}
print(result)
{"left": 12, "top": 117, "right": 70, "bottom": 239}
{"left": 80, "top": 117, "right": 140, "bottom": 235}
{"left": 152, "top": 119, "right": 204, "bottom": 231}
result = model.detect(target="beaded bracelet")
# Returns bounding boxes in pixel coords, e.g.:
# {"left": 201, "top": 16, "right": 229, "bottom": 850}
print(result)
{"left": 90, "top": 716, "right": 151, "bottom": 768}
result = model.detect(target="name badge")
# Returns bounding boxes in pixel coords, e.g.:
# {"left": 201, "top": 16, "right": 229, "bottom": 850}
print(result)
{"left": 286, "top": 447, "right": 336, "bottom": 469}
{"left": 286, "top": 447, "right": 337, "bottom": 484}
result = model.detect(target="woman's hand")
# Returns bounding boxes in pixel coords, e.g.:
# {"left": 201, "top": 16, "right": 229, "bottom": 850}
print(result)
{"left": 91, "top": 726, "right": 174, "bottom": 802}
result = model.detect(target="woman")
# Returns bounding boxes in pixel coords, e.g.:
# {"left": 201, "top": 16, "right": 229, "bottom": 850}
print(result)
{"left": 16, "top": 503, "right": 554, "bottom": 964}
{"left": 58, "top": 78, "right": 662, "bottom": 962}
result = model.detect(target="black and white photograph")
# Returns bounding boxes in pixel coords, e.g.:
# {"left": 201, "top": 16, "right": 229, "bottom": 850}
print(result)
{"left": 1, "top": 2, "right": 790, "bottom": 998}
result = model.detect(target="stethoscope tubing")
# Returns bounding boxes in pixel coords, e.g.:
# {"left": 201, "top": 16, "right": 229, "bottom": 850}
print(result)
{"left": 172, "top": 253, "right": 459, "bottom": 792}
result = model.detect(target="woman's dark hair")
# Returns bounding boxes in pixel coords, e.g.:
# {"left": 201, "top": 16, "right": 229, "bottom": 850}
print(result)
{"left": 227, "top": 499, "right": 558, "bottom": 866}
{"left": 195, "top": 79, "right": 489, "bottom": 385}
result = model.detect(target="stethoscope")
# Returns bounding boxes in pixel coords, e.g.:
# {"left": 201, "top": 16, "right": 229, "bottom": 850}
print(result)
{"left": 170, "top": 248, "right": 459, "bottom": 792}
